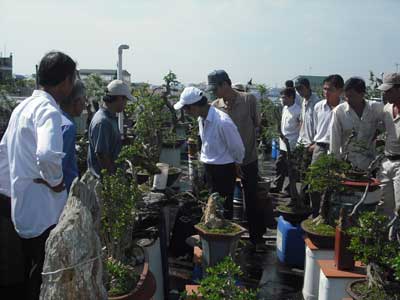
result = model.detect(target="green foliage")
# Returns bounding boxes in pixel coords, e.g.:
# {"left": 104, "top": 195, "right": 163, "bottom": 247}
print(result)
{"left": 393, "top": 254, "right": 400, "bottom": 282}
{"left": 305, "top": 153, "right": 351, "bottom": 193}
{"left": 84, "top": 73, "right": 107, "bottom": 102}
{"left": 105, "top": 258, "right": 137, "bottom": 297}
{"left": 259, "top": 98, "right": 280, "bottom": 145}
{"left": 101, "top": 168, "right": 140, "bottom": 260}
{"left": 348, "top": 212, "right": 400, "bottom": 289}
{"left": 191, "top": 256, "right": 258, "bottom": 300}
{"left": 302, "top": 219, "right": 335, "bottom": 236}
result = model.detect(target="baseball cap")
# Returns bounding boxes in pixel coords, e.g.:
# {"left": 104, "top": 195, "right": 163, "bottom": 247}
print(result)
{"left": 174, "top": 87, "right": 204, "bottom": 110}
{"left": 207, "top": 70, "right": 231, "bottom": 92}
{"left": 107, "top": 80, "right": 135, "bottom": 101}
{"left": 378, "top": 73, "right": 400, "bottom": 91}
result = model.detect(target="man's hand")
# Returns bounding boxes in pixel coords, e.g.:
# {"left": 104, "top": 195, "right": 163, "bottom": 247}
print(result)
{"left": 34, "top": 178, "right": 65, "bottom": 193}
{"left": 308, "top": 144, "right": 316, "bottom": 153}
{"left": 235, "top": 164, "right": 244, "bottom": 179}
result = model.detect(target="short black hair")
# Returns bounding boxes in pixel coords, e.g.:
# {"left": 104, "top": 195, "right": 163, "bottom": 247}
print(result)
{"left": 344, "top": 77, "right": 366, "bottom": 94}
{"left": 295, "top": 77, "right": 310, "bottom": 89}
{"left": 38, "top": 51, "right": 76, "bottom": 87}
{"left": 280, "top": 87, "right": 296, "bottom": 99}
{"left": 285, "top": 80, "right": 294, "bottom": 88}
{"left": 185, "top": 96, "right": 208, "bottom": 108}
{"left": 323, "top": 74, "right": 344, "bottom": 89}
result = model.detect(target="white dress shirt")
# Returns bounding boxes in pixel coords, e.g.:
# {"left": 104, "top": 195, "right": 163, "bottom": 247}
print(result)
{"left": 382, "top": 103, "right": 400, "bottom": 156}
{"left": 313, "top": 99, "right": 343, "bottom": 144}
{"left": 199, "top": 106, "right": 245, "bottom": 165}
{"left": 0, "top": 90, "right": 67, "bottom": 238}
{"left": 279, "top": 103, "right": 301, "bottom": 151}
{"left": 330, "top": 100, "right": 384, "bottom": 170}
{"left": 298, "top": 93, "right": 320, "bottom": 146}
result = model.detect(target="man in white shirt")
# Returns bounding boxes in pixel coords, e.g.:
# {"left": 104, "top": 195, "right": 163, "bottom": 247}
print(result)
{"left": 378, "top": 73, "right": 400, "bottom": 217}
{"left": 174, "top": 87, "right": 245, "bottom": 220}
{"left": 330, "top": 77, "right": 384, "bottom": 171}
{"left": 0, "top": 51, "right": 76, "bottom": 299}
{"left": 270, "top": 88, "right": 301, "bottom": 194}
{"left": 312, "top": 74, "right": 344, "bottom": 162}
{"left": 310, "top": 74, "right": 344, "bottom": 216}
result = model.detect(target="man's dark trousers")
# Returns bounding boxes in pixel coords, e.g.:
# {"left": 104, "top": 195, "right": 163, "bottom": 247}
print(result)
{"left": 21, "top": 225, "right": 55, "bottom": 300}
{"left": 242, "top": 160, "right": 265, "bottom": 245}
{"left": 204, "top": 163, "right": 236, "bottom": 219}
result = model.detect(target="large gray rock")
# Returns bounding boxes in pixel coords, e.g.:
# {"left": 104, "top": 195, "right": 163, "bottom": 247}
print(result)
{"left": 40, "top": 176, "right": 107, "bottom": 300}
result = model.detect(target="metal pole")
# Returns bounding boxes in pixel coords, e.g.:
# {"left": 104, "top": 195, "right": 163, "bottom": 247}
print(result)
{"left": 117, "top": 45, "right": 129, "bottom": 137}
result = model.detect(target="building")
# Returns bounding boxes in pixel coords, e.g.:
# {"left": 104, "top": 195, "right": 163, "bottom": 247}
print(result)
{"left": 79, "top": 69, "right": 131, "bottom": 83}
{"left": 292, "top": 75, "right": 327, "bottom": 90}
{"left": 0, "top": 54, "right": 13, "bottom": 81}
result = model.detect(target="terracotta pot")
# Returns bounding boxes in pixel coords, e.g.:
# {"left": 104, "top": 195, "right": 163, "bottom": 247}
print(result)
{"left": 346, "top": 279, "right": 366, "bottom": 300}
{"left": 108, "top": 251, "right": 156, "bottom": 300}
{"left": 301, "top": 220, "right": 335, "bottom": 249}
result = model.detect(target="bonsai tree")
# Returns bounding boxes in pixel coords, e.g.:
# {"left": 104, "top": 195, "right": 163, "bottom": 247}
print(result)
{"left": 304, "top": 153, "right": 351, "bottom": 225}
{"left": 100, "top": 167, "right": 141, "bottom": 297}
{"left": 185, "top": 256, "right": 258, "bottom": 300}
{"left": 347, "top": 211, "right": 400, "bottom": 299}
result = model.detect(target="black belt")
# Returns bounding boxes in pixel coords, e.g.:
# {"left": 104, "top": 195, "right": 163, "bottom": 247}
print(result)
{"left": 316, "top": 142, "right": 329, "bottom": 148}
{"left": 386, "top": 154, "right": 400, "bottom": 161}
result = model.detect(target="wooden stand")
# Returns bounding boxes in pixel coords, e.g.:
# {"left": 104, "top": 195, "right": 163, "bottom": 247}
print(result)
{"left": 317, "top": 260, "right": 365, "bottom": 300}
{"left": 303, "top": 238, "right": 334, "bottom": 300}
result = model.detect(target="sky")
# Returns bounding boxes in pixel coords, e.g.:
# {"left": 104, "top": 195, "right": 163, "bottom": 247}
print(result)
{"left": 1, "top": 0, "right": 400, "bottom": 86}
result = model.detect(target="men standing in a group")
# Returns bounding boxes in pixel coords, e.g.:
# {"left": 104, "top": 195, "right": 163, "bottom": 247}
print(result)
{"left": 0, "top": 51, "right": 76, "bottom": 300}
{"left": 378, "top": 73, "right": 400, "bottom": 218}
{"left": 270, "top": 88, "right": 301, "bottom": 195}
{"left": 310, "top": 74, "right": 344, "bottom": 216}
{"left": 330, "top": 77, "right": 384, "bottom": 171}
{"left": 208, "top": 70, "right": 268, "bottom": 252}
{"left": 87, "top": 79, "right": 133, "bottom": 178}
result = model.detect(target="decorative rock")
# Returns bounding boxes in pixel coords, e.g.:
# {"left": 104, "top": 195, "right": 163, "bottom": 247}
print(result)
{"left": 40, "top": 175, "right": 107, "bottom": 300}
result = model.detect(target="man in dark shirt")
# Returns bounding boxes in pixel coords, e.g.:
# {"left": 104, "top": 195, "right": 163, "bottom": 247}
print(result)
{"left": 87, "top": 80, "right": 133, "bottom": 177}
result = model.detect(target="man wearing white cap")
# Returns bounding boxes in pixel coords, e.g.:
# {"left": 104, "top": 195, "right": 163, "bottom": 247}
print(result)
{"left": 378, "top": 73, "right": 400, "bottom": 217}
{"left": 88, "top": 79, "right": 134, "bottom": 178}
{"left": 174, "top": 87, "right": 245, "bottom": 219}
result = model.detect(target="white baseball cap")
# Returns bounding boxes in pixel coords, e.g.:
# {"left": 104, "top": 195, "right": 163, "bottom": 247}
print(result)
{"left": 174, "top": 87, "right": 204, "bottom": 110}
{"left": 107, "top": 80, "right": 135, "bottom": 101}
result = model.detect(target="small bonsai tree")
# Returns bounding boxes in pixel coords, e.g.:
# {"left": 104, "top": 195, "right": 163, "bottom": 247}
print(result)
{"left": 347, "top": 211, "right": 400, "bottom": 298}
{"left": 185, "top": 256, "right": 258, "bottom": 300}
{"left": 100, "top": 168, "right": 141, "bottom": 296}
{"left": 304, "top": 153, "right": 351, "bottom": 225}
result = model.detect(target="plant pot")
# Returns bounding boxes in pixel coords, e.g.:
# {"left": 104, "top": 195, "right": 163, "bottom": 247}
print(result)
{"left": 346, "top": 279, "right": 366, "bottom": 300}
{"left": 160, "top": 146, "right": 181, "bottom": 168}
{"left": 301, "top": 219, "right": 335, "bottom": 249}
{"left": 277, "top": 206, "right": 312, "bottom": 225}
{"left": 167, "top": 167, "right": 182, "bottom": 187}
{"left": 108, "top": 249, "right": 156, "bottom": 300}
{"left": 136, "top": 172, "right": 150, "bottom": 185}
{"left": 194, "top": 223, "right": 246, "bottom": 269}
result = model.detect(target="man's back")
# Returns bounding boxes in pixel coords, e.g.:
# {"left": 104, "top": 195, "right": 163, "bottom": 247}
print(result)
{"left": 212, "top": 91, "right": 259, "bottom": 165}
{"left": 2, "top": 90, "right": 67, "bottom": 238}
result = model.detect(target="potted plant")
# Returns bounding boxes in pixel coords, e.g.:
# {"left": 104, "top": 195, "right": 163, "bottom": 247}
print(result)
{"left": 101, "top": 168, "right": 155, "bottom": 299}
{"left": 301, "top": 153, "right": 351, "bottom": 248}
{"left": 183, "top": 256, "right": 258, "bottom": 300}
{"left": 194, "top": 193, "right": 246, "bottom": 269}
{"left": 346, "top": 211, "right": 400, "bottom": 300}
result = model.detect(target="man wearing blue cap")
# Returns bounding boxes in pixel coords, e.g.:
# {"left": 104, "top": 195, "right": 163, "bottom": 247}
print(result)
{"left": 174, "top": 87, "right": 245, "bottom": 219}
{"left": 207, "top": 70, "right": 268, "bottom": 252}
